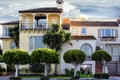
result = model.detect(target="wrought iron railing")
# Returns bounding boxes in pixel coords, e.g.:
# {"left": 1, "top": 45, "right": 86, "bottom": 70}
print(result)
{"left": 19, "top": 22, "right": 59, "bottom": 30}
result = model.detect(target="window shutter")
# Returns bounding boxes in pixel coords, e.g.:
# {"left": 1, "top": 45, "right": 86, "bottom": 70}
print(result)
{"left": 98, "top": 29, "right": 101, "bottom": 38}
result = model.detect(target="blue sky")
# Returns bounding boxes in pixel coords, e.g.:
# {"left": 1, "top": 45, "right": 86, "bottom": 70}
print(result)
{"left": 0, "top": 0, "right": 120, "bottom": 23}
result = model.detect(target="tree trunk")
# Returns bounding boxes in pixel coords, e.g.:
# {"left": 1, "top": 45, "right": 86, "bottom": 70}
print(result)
{"left": 102, "top": 60, "right": 108, "bottom": 73}
{"left": 44, "top": 64, "right": 48, "bottom": 77}
{"left": 73, "top": 64, "right": 78, "bottom": 78}
{"left": 15, "top": 64, "right": 19, "bottom": 77}
{"left": 54, "top": 64, "right": 58, "bottom": 75}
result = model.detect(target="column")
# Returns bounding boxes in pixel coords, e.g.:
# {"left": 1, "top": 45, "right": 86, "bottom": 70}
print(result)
{"left": 59, "top": 13, "right": 62, "bottom": 28}
{"left": 32, "top": 14, "right": 36, "bottom": 29}
{"left": 19, "top": 14, "right": 22, "bottom": 29}
{"left": 46, "top": 14, "right": 49, "bottom": 29}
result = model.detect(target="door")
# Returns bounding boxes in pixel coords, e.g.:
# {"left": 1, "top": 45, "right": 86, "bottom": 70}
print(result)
{"left": 107, "top": 62, "right": 118, "bottom": 76}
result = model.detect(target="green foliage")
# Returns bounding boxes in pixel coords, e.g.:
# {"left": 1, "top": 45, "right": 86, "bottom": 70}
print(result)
{"left": 20, "top": 67, "right": 29, "bottom": 75}
{"left": 92, "top": 50, "right": 112, "bottom": 61}
{"left": 9, "top": 26, "right": 19, "bottom": 48}
{"left": 9, "top": 76, "right": 22, "bottom": 80}
{"left": 0, "top": 67, "right": 6, "bottom": 72}
{"left": 41, "top": 76, "right": 50, "bottom": 80}
{"left": 30, "top": 64, "right": 44, "bottom": 73}
{"left": 31, "top": 48, "right": 59, "bottom": 64}
{"left": 63, "top": 49, "right": 86, "bottom": 64}
{"left": 94, "top": 73, "right": 109, "bottom": 79}
{"left": 3, "top": 49, "right": 30, "bottom": 65}
{"left": 43, "top": 24, "right": 71, "bottom": 51}
{"left": 0, "top": 55, "right": 3, "bottom": 62}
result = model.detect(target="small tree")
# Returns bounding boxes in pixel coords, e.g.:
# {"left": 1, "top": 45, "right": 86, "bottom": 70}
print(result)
{"left": 63, "top": 49, "right": 86, "bottom": 78}
{"left": 3, "top": 49, "right": 30, "bottom": 77}
{"left": 92, "top": 50, "right": 112, "bottom": 73}
{"left": 43, "top": 24, "right": 71, "bottom": 74}
{"left": 9, "top": 26, "right": 19, "bottom": 48}
{"left": 31, "top": 48, "right": 59, "bottom": 77}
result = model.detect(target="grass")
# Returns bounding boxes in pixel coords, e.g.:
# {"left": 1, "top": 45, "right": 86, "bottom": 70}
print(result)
{"left": 20, "top": 75, "right": 70, "bottom": 78}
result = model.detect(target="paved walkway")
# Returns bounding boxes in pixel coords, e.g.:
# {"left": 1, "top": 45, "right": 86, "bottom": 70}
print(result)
{"left": 0, "top": 75, "right": 120, "bottom": 80}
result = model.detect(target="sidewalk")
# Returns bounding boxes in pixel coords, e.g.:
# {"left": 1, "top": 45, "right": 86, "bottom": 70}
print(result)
{"left": 0, "top": 75, "right": 120, "bottom": 80}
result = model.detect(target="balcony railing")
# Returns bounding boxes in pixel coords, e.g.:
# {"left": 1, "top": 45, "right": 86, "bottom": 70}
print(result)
{"left": 19, "top": 22, "right": 59, "bottom": 30}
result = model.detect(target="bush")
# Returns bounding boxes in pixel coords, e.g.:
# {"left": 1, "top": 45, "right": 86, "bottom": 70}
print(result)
{"left": 20, "top": 67, "right": 29, "bottom": 75}
{"left": 9, "top": 76, "right": 22, "bottom": 80}
{"left": 0, "top": 67, "right": 6, "bottom": 72}
{"left": 40, "top": 76, "right": 49, "bottom": 80}
{"left": 65, "top": 68, "right": 70, "bottom": 75}
{"left": 94, "top": 73, "right": 109, "bottom": 79}
{"left": 30, "top": 64, "right": 44, "bottom": 74}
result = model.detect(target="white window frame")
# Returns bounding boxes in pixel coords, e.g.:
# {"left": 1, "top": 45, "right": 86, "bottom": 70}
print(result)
{"left": 72, "top": 28, "right": 76, "bottom": 34}
{"left": 3, "top": 27, "right": 9, "bottom": 37}
{"left": 101, "top": 29, "right": 115, "bottom": 37}
{"left": 81, "top": 28, "right": 86, "bottom": 35}
{"left": 29, "top": 36, "right": 45, "bottom": 51}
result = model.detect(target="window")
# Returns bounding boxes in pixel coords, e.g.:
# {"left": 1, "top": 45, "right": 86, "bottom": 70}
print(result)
{"left": 10, "top": 42, "right": 16, "bottom": 49}
{"left": 81, "top": 28, "right": 86, "bottom": 35}
{"left": 72, "top": 28, "right": 76, "bottom": 34}
{"left": 3, "top": 27, "right": 9, "bottom": 37}
{"left": 101, "top": 29, "right": 115, "bottom": 37}
{"left": 29, "top": 36, "right": 45, "bottom": 50}
{"left": 81, "top": 44, "right": 92, "bottom": 56}
{"left": 105, "top": 45, "right": 120, "bottom": 56}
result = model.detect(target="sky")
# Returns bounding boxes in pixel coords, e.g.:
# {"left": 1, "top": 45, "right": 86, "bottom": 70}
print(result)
{"left": 0, "top": 0, "right": 120, "bottom": 23}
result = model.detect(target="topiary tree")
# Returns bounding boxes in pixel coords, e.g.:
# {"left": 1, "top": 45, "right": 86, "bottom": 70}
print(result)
{"left": 31, "top": 48, "right": 59, "bottom": 77}
{"left": 92, "top": 50, "right": 112, "bottom": 73}
{"left": 3, "top": 49, "right": 30, "bottom": 77}
{"left": 63, "top": 49, "right": 86, "bottom": 78}
{"left": 43, "top": 24, "right": 71, "bottom": 74}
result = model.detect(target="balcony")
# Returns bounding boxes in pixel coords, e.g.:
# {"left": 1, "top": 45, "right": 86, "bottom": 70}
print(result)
{"left": 19, "top": 22, "right": 59, "bottom": 30}
{"left": 100, "top": 36, "right": 117, "bottom": 41}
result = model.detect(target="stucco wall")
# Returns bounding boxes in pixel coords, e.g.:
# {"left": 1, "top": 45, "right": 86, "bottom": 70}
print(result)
{"left": 2, "top": 38, "right": 13, "bottom": 54}
{"left": 60, "top": 39, "right": 96, "bottom": 74}
{"left": 19, "top": 30, "right": 45, "bottom": 54}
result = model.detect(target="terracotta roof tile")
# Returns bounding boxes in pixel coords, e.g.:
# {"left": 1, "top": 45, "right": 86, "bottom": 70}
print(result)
{"left": 19, "top": 7, "right": 62, "bottom": 13}
{"left": 1, "top": 21, "right": 19, "bottom": 25}
{"left": 70, "top": 21, "right": 118, "bottom": 27}
{"left": 117, "top": 18, "right": 120, "bottom": 24}
{"left": 71, "top": 35, "right": 96, "bottom": 40}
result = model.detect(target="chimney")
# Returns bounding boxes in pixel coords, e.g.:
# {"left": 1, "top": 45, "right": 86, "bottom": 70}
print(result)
{"left": 56, "top": 0, "right": 64, "bottom": 9}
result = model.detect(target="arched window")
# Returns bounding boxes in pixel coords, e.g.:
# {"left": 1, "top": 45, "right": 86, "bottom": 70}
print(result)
{"left": 10, "top": 42, "right": 16, "bottom": 49}
{"left": 81, "top": 44, "right": 92, "bottom": 56}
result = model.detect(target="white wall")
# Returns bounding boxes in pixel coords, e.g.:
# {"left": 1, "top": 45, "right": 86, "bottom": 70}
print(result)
{"left": 60, "top": 39, "right": 96, "bottom": 74}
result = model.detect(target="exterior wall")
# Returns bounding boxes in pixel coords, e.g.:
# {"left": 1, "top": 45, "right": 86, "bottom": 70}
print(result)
{"left": 60, "top": 40, "right": 96, "bottom": 74}
{"left": 2, "top": 38, "right": 13, "bottom": 54}
{"left": 19, "top": 30, "right": 45, "bottom": 54}
{"left": 21, "top": 14, "right": 33, "bottom": 28}
{"left": 48, "top": 14, "right": 60, "bottom": 25}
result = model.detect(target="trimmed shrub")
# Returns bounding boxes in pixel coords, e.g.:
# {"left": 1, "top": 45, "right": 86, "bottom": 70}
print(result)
{"left": 94, "top": 73, "right": 109, "bottom": 79}
{"left": 30, "top": 64, "right": 44, "bottom": 74}
{"left": 40, "top": 76, "right": 49, "bottom": 80}
{"left": 9, "top": 76, "right": 22, "bottom": 80}
{"left": 0, "top": 67, "right": 6, "bottom": 72}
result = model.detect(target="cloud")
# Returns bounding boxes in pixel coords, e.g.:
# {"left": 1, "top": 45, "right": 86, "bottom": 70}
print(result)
{"left": 0, "top": 0, "right": 120, "bottom": 23}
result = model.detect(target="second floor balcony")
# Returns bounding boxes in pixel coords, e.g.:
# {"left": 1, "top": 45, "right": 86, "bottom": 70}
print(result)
{"left": 19, "top": 22, "right": 59, "bottom": 30}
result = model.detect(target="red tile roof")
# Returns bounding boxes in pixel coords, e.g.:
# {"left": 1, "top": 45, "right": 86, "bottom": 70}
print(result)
{"left": 19, "top": 7, "right": 62, "bottom": 13}
{"left": 71, "top": 35, "right": 96, "bottom": 40}
{"left": 70, "top": 21, "right": 118, "bottom": 27}
{"left": 1, "top": 21, "right": 19, "bottom": 25}
{"left": 117, "top": 18, "right": 120, "bottom": 24}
